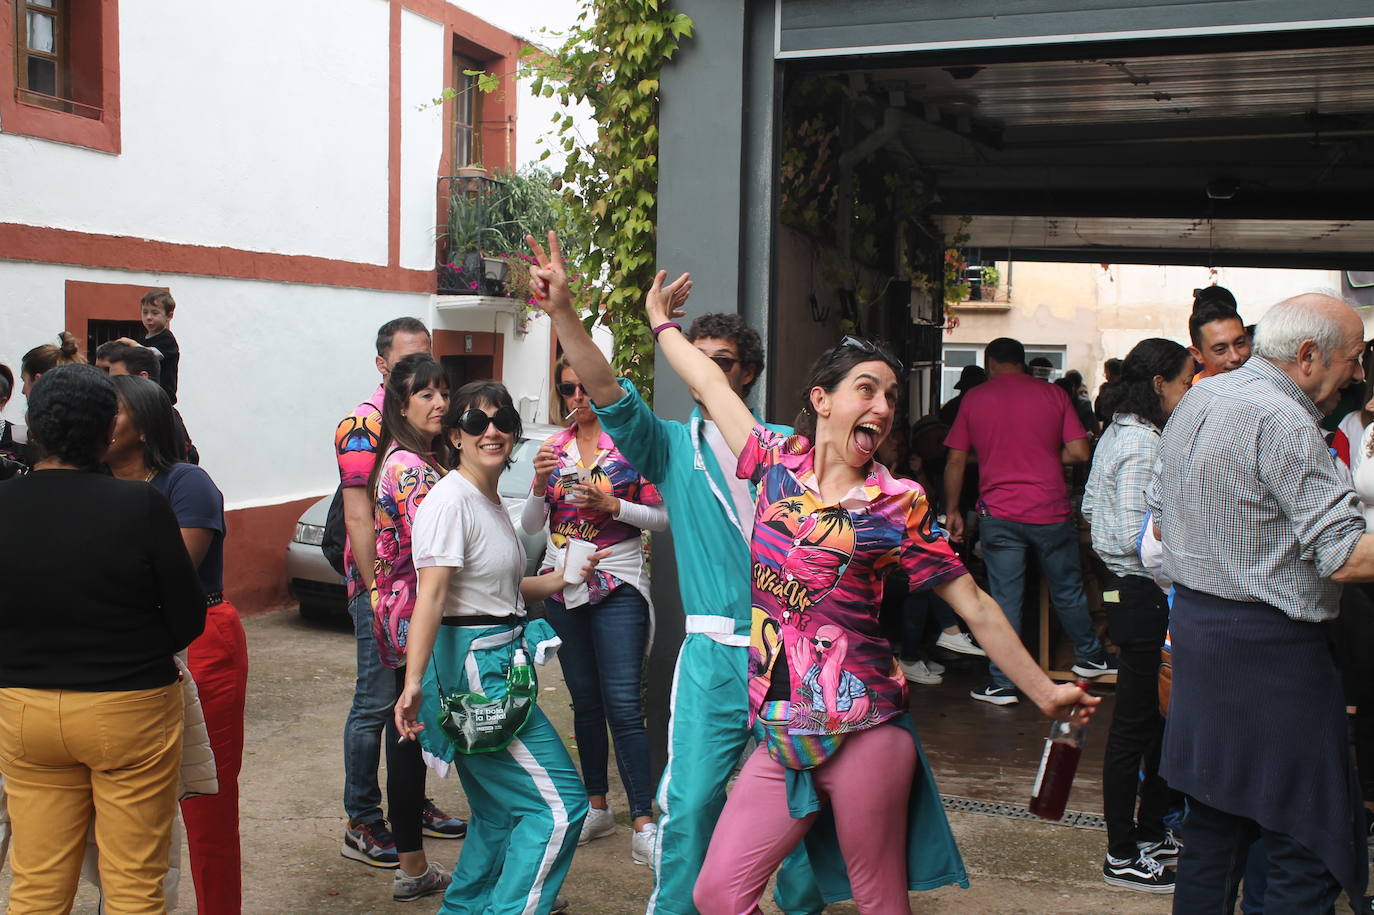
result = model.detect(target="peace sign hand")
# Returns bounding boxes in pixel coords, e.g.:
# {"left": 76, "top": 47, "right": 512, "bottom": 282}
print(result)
{"left": 526, "top": 231, "right": 572, "bottom": 315}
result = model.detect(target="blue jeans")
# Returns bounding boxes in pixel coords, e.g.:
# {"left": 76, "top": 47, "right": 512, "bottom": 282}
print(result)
{"left": 979, "top": 515, "right": 1105, "bottom": 690}
{"left": 543, "top": 585, "right": 654, "bottom": 819}
{"left": 343, "top": 590, "right": 394, "bottom": 825}
{"left": 900, "top": 589, "right": 957, "bottom": 662}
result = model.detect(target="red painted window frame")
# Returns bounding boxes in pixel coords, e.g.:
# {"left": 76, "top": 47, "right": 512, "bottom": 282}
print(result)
{"left": 1, "top": 0, "right": 120, "bottom": 153}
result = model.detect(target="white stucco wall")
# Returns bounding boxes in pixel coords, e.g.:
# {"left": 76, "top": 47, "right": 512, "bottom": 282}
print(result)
{"left": 0, "top": 0, "right": 392, "bottom": 264}
{"left": 0, "top": 261, "right": 432, "bottom": 510}
{"left": 401, "top": 9, "right": 448, "bottom": 271}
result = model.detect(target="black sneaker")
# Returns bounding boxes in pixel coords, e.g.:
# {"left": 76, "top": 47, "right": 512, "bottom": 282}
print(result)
{"left": 1139, "top": 832, "right": 1181, "bottom": 867}
{"left": 421, "top": 798, "right": 468, "bottom": 839}
{"left": 969, "top": 683, "right": 1019, "bottom": 705}
{"left": 1103, "top": 852, "right": 1175, "bottom": 893}
{"left": 342, "top": 819, "right": 399, "bottom": 868}
{"left": 1072, "top": 655, "right": 1119, "bottom": 679}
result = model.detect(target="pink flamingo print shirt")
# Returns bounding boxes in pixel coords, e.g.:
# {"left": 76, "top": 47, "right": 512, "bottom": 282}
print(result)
{"left": 371, "top": 446, "right": 442, "bottom": 669}
{"left": 739, "top": 425, "right": 966, "bottom": 736}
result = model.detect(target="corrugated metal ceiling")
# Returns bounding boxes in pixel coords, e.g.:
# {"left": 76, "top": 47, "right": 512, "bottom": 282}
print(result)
{"left": 864, "top": 44, "right": 1374, "bottom": 128}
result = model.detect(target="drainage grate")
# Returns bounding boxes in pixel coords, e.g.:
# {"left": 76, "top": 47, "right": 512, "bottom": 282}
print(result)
{"left": 940, "top": 794, "right": 1107, "bottom": 830}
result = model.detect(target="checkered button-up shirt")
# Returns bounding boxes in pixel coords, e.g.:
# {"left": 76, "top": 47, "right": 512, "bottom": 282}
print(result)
{"left": 1147, "top": 356, "right": 1364, "bottom": 621}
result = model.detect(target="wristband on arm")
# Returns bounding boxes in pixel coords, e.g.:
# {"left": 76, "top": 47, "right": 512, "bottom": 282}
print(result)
{"left": 651, "top": 321, "right": 681, "bottom": 339}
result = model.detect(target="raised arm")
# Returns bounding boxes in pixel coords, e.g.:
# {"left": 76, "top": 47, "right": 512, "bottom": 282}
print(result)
{"left": 526, "top": 232, "right": 621, "bottom": 407}
{"left": 645, "top": 275, "right": 756, "bottom": 457}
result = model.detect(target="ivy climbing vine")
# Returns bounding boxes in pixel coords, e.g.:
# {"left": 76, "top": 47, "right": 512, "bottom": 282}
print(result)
{"left": 525, "top": 2, "right": 694, "bottom": 403}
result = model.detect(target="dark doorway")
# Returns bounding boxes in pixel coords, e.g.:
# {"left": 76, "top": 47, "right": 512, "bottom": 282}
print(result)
{"left": 440, "top": 354, "right": 495, "bottom": 393}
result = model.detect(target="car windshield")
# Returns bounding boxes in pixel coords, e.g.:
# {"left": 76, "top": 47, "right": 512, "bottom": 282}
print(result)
{"left": 498, "top": 437, "right": 538, "bottom": 500}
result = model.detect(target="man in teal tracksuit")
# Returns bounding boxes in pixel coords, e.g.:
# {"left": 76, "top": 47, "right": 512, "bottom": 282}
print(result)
{"left": 525, "top": 235, "right": 821, "bottom": 915}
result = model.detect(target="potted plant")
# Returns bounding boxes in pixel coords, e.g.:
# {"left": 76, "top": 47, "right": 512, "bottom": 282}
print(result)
{"left": 978, "top": 264, "right": 1000, "bottom": 301}
{"left": 440, "top": 191, "right": 484, "bottom": 294}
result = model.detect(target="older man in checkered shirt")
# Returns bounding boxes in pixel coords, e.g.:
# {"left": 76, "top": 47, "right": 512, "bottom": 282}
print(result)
{"left": 1149, "top": 293, "right": 1374, "bottom": 912}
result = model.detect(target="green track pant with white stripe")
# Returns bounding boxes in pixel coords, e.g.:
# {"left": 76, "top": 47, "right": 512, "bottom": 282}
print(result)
{"left": 418, "top": 622, "right": 588, "bottom": 915}
{"left": 647, "top": 633, "right": 824, "bottom": 915}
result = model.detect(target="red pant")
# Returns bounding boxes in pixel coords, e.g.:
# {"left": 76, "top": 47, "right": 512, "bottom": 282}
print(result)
{"left": 180, "top": 600, "right": 249, "bottom": 915}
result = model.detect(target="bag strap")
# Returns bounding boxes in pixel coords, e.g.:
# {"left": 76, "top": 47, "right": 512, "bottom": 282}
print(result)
{"left": 431, "top": 622, "right": 526, "bottom": 698}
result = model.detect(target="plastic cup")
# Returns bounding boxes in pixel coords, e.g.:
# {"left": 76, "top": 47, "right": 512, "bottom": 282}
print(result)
{"left": 563, "top": 538, "right": 597, "bottom": 583}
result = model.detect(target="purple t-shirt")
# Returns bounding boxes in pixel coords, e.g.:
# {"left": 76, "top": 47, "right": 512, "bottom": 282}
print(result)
{"left": 944, "top": 372, "right": 1087, "bottom": 524}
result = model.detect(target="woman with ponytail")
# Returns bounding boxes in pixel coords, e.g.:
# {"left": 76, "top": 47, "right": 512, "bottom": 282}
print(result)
{"left": 1082, "top": 337, "right": 1193, "bottom": 892}
{"left": 20, "top": 331, "right": 84, "bottom": 395}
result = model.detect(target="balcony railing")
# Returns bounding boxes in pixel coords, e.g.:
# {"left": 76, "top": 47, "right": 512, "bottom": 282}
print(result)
{"left": 438, "top": 173, "right": 507, "bottom": 295}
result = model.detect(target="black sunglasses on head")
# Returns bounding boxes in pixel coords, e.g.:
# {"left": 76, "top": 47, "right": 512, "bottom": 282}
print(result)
{"left": 838, "top": 335, "right": 904, "bottom": 375}
{"left": 457, "top": 406, "right": 520, "bottom": 436}
{"left": 556, "top": 382, "right": 588, "bottom": 398}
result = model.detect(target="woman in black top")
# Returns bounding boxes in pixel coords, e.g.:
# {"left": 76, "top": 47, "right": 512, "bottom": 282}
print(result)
{"left": 0, "top": 365, "right": 205, "bottom": 912}
{"left": 107, "top": 374, "right": 248, "bottom": 914}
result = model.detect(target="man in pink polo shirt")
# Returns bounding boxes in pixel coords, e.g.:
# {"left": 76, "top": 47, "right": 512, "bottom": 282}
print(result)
{"left": 943, "top": 337, "right": 1114, "bottom": 705}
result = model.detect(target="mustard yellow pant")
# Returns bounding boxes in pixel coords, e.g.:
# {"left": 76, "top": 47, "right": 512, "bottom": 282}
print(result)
{"left": 0, "top": 684, "right": 183, "bottom": 915}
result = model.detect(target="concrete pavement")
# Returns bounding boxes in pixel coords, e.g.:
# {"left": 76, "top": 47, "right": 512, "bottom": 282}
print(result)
{"left": 1, "top": 608, "right": 1186, "bottom": 913}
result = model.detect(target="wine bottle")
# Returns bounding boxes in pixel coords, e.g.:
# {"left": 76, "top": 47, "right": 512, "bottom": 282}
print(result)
{"left": 1028, "top": 679, "right": 1091, "bottom": 821}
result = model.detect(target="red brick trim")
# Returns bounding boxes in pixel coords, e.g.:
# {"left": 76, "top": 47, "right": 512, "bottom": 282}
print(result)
{"left": 0, "top": 223, "right": 434, "bottom": 293}
{"left": 0, "top": 0, "right": 120, "bottom": 153}
{"left": 225, "top": 496, "right": 320, "bottom": 614}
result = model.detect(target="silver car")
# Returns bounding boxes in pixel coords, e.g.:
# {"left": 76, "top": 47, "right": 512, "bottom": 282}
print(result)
{"left": 286, "top": 423, "right": 563, "bottom": 619}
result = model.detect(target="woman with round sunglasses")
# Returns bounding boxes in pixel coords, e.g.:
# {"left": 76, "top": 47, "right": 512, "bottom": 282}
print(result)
{"left": 367, "top": 352, "right": 454, "bottom": 902}
{"left": 643, "top": 283, "right": 1097, "bottom": 913}
{"left": 521, "top": 355, "right": 669, "bottom": 862}
{"left": 104, "top": 374, "right": 249, "bottom": 913}
{"left": 396, "top": 381, "right": 600, "bottom": 915}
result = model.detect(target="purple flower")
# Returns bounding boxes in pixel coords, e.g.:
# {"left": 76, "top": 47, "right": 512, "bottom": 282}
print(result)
{"left": 468, "top": 281, "right": 479, "bottom": 290}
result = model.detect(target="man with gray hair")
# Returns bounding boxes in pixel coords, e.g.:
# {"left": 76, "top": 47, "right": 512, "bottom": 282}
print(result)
{"left": 1149, "top": 292, "right": 1374, "bottom": 911}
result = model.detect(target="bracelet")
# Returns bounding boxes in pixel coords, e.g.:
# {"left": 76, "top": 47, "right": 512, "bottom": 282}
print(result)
{"left": 651, "top": 321, "right": 681, "bottom": 339}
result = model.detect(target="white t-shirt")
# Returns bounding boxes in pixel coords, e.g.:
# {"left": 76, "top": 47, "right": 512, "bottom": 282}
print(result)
{"left": 702, "top": 419, "right": 755, "bottom": 540}
{"left": 1355, "top": 423, "right": 1374, "bottom": 533}
{"left": 412, "top": 471, "right": 525, "bottom": 618}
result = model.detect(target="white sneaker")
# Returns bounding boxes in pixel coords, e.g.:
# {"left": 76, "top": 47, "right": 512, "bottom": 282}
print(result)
{"left": 631, "top": 822, "right": 657, "bottom": 866}
{"left": 578, "top": 806, "right": 617, "bottom": 846}
{"left": 899, "top": 659, "right": 943, "bottom": 685}
{"left": 926, "top": 659, "right": 945, "bottom": 675}
{"left": 936, "top": 631, "right": 987, "bottom": 657}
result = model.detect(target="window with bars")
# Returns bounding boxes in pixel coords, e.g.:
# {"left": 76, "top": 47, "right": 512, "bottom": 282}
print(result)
{"left": 452, "top": 55, "right": 484, "bottom": 169}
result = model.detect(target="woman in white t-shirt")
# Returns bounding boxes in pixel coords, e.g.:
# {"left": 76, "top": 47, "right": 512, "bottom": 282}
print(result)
{"left": 395, "top": 381, "right": 600, "bottom": 915}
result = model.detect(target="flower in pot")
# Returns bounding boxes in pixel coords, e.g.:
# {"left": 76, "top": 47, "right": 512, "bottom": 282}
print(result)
{"left": 978, "top": 264, "right": 1000, "bottom": 301}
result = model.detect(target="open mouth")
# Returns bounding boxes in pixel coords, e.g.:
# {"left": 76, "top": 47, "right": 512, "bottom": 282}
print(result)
{"left": 478, "top": 441, "right": 505, "bottom": 455}
{"left": 851, "top": 422, "right": 881, "bottom": 457}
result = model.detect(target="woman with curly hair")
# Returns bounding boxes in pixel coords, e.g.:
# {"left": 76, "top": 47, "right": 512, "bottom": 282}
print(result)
{"left": 0, "top": 365, "right": 204, "bottom": 911}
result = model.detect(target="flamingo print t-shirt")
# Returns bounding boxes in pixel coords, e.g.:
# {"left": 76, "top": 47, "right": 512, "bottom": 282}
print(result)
{"left": 371, "top": 446, "right": 442, "bottom": 669}
{"left": 539, "top": 425, "right": 662, "bottom": 605}
{"left": 335, "top": 384, "right": 385, "bottom": 600}
{"left": 739, "top": 425, "right": 966, "bottom": 736}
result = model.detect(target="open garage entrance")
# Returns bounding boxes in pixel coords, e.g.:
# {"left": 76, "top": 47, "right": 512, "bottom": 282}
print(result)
{"left": 765, "top": 25, "right": 1374, "bottom": 419}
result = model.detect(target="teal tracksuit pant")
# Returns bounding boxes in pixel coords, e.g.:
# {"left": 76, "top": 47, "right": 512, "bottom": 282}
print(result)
{"left": 417, "top": 621, "right": 587, "bottom": 915}
{"left": 649, "top": 634, "right": 824, "bottom": 915}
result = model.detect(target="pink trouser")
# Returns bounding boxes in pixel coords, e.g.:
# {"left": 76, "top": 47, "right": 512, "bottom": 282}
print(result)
{"left": 694, "top": 722, "right": 916, "bottom": 915}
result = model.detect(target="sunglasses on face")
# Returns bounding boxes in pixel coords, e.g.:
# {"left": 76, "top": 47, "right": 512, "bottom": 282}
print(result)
{"left": 839, "top": 335, "right": 904, "bottom": 375}
{"left": 812, "top": 635, "right": 834, "bottom": 650}
{"left": 708, "top": 354, "right": 739, "bottom": 373}
{"left": 556, "top": 382, "right": 588, "bottom": 398}
{"left": 457, "top": 406, "right": 520, "bottom": 436}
